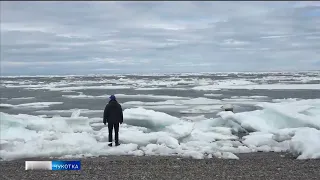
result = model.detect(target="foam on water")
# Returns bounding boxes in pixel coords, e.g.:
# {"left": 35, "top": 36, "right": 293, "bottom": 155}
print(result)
{"left": 1, "top": 98, "right": 320, "bottom": 161}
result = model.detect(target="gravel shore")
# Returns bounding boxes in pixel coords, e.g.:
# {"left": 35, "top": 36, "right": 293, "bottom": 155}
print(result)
{"left": 1, "top": 152, "right": 319, "bottom": 180}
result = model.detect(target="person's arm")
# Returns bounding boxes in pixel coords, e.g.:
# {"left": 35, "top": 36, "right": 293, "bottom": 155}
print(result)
{"left": 119, "top": 104, "right": 123, "bottom": 124}
{"left": 103, "top": 105, "right": 108, "bottom": 125}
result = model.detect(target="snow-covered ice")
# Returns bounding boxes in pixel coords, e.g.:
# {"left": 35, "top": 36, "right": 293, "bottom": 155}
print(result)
{"left": 290, "top": 128, "right": 320, "bottom": 159}
{"left": 1, "top": 98, "right": 320, "bottom": 161}
{"left": 1, "top": 72, "right": 320, "bottom": 160}
{"left": 123, "top": 107, "right": 180, "bottom": 129}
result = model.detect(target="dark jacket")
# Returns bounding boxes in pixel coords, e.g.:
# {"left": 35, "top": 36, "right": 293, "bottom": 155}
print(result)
{"left": 103, "top": 100, "right": 123, "bottom": 124}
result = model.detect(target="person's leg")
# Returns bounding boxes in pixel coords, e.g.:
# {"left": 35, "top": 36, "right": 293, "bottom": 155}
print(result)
{"left": 108, "top": 123, "right": 113, "bottom": 146}
{"left": 114, "top": 123, "right": 120, "bottom": 146}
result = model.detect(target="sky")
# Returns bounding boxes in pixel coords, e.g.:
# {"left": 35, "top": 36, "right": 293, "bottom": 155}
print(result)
{"left": 1, "top": 1, "right": 320, "bottom": 75}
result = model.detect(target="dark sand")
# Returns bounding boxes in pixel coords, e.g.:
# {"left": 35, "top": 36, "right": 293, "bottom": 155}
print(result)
{"left": 1, "top": 153, "right": 319, "bottom": 180}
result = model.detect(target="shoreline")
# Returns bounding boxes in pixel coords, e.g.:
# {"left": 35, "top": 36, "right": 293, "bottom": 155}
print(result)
{"left": 1, "top": 152, "right": 319, "bottom": 180}
{"left": 0, "top": 151, "right": 297, "bottom": 162}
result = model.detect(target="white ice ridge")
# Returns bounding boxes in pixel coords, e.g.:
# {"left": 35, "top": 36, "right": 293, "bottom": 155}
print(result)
{"left": 9, "top": 97, "right": 35, "bottom": 100}
{"left": 0, "top": 102, "right": 63, "bottom": 109}
{"left": 1, "top": 71, "right": 319, "bottom": 78}
{"left": 3, "top": 71, "right": 319, "bottom": 92}
{"left": 123, "top": 97, "right": 221, "bottom": 106}
{"left": 122, "top": 96, "right": 265, "bottom": 114}
{"left": 1, "top": 98, "right": 320, "bottom": 161}
{"left": 3, "top": 83, "right": 132, "bottom": 91}
{"left": 63, "top": 92, "right": 189, "bottom": 100}
{"left": 33, "top": 85, "right": 132, "bottom": 91}
{"left": 193, "top": 79, "right": 320, "bottom": 90}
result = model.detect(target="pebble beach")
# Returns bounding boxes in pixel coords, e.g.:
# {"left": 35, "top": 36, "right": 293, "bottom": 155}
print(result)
{"left": 1, "top": 153, "right": 320, "bottom": 180}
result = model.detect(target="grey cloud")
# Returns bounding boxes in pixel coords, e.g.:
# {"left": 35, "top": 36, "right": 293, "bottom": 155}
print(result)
{"left": 1, "top": 1, "right": 319, "bottom": 75}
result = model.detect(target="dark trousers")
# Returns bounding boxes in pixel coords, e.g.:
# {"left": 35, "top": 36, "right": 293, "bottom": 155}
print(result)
{"left": 108, "top": 123, "right": 119, "bottom": 144}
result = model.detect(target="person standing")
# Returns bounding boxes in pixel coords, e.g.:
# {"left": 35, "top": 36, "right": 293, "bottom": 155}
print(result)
{"left": 103, "top": 95, "right": 123, "bottom": 147}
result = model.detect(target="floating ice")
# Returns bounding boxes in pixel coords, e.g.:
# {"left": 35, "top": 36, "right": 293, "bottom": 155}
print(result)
{"left": 139, "top": 105, "right": 190, "bottom": 111}
{"left": 0, "top": 102, "right": 63, "bottom": 109}
{"left": 62, "top": 93, "right": 109, "bottom": 99}
{"left": 124, "top": 97, "right": 221, "bottom": 106}
{"left": 134, "top": 87, "right": 161, "bottom": 91}
{"left": 9, "top": 97, "right": 35, "bottom": 100}
{"left": 204, "top": 93, "right": 223, "bottom": 97}
{"left": 180, "top": 105, "right": 222, "bottom": 114}
{"left": 192, "top": 79, "right": 255, "bottom": 91}
{"left": 193, "top": 83, "right": 320, "bottom": 90}
{"left": 4, "top": 84, "right": 44, "bottom": 89}
{"left": 63, "top": 93, "right": 188, "bottom": 100}
{"left": 36, "top": 109, "right": 103, "bottom": 115}
{"left": 0, "top": 104, "right": 15, "bottom": 108}
{"left": 135, "top": 87, "right": 187, "bottom": 91}
{"left": 29, "top": 85, "right": 132, "bottom": 91}
{"left": 124, "top": 97, "right": 223, "bottom": 114}
{"left": 230, "top": 96, "right": 269, "bottom": 99}
{"left": 115, "top": 94, "right": 189, "bottom": 100}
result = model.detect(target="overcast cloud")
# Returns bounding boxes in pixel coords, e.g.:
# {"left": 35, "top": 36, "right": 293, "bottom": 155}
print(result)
{"left": 1, "top": 1, "right": 319, "bottom": 75}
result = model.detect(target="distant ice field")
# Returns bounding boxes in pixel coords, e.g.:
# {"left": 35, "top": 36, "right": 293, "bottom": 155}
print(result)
{"left": 1, "top": 72, "right": 320, "bottom": 160}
